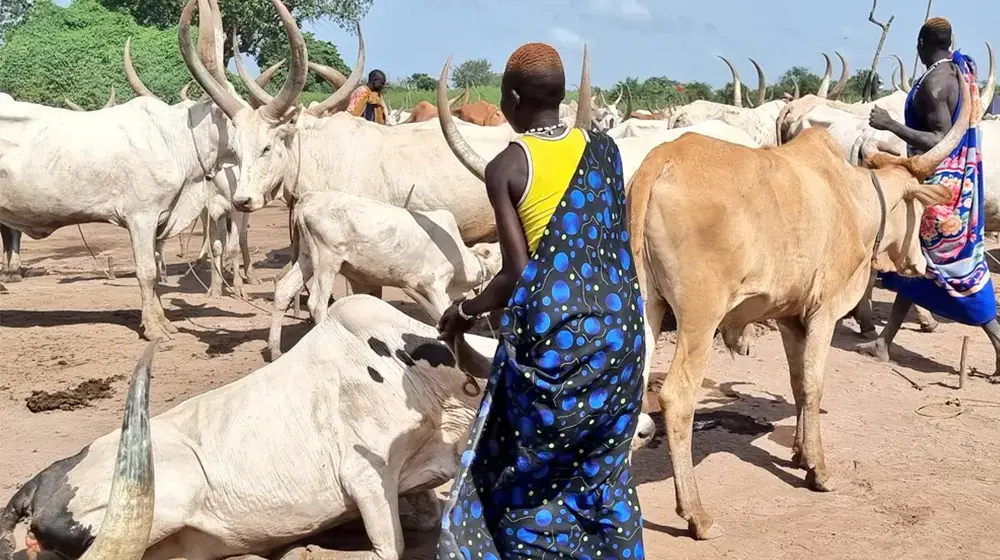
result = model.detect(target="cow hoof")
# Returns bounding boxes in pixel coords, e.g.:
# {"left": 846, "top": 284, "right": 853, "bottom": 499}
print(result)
{"left": 919, "top": 320, "right": 939, "bottom": 333}
{"left": 0, "top": 272, "right": 22, "bottom": 283}
{"left": 245, "top": 272, "right": 261, "bottom": 285}
{"left": 208, "top": 287, "right": 223, "bottom": 299}
{"left": 142, "top": 325, "right": 173, "bottom": 341}
{"left": 988, "top": 373, "right": 1000, "bottom": 385}
{"left": 689, "top": 519, "right": 724, "bottom": 540}
{"left": 791, "top": 450, "right": 808, "bottom": 470}
{"left": 855, "top": 339, "right": 890, "bottom": 362}
{"left": 806, "top": 468, "right": 834, "bottom": 492}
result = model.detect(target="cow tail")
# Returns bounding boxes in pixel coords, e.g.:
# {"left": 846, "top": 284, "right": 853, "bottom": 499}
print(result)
{"left": 0, "top": 477, "right": 37, "bottom": 559}
{"left": 626, "top": 152, "right": 664, "bottom": 298}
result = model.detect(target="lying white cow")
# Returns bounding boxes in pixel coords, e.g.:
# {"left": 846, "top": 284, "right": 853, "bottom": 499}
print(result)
{"left": 268, "top": 193, "right": 503, "bottom": 360}
{"left": 0, "top": 295, "right": 656, "bottom": 560}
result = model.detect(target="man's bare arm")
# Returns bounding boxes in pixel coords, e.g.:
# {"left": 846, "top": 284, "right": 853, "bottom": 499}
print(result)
{"left": 880, "top": 67, "right": 960, "bottom": 153}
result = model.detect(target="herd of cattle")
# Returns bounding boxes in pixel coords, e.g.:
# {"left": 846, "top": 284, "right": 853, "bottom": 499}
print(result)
{"left": 1, "top": 0, "right": 997, "bottom": 557}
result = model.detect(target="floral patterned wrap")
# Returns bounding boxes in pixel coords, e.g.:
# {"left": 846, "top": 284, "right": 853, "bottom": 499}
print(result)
{"left": 880, "top": 50, "right": 997, "bottom": 325}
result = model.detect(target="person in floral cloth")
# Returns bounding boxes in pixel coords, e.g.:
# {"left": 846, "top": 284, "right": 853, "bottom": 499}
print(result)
{"left": 859, "top": 17, "right": 1000, "bottom": 382}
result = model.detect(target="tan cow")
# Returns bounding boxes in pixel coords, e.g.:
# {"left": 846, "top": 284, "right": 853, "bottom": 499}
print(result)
{"left": 626, "top": 72, "right": 971, "bottom": 540}
{"left": 453, "top": 99, "right": 506, "bottom": 126}
{"left": 404, "top": 90, "right": 468, "bottom": 124}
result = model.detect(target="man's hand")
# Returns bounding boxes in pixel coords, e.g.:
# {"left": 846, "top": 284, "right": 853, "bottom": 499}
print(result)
{"left": 437, "top": 301, "right": 475, "bottom": 340}
{"left": 869, "top": 106, "right": 895, "bottom": 131}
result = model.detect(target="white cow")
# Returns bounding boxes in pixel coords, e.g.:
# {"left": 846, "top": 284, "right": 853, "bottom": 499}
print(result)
{"left": 268, "top": 191, "right": 503, "bottom": 360}
{"left": 0, "top": 295, "right": 658, "bottom": 560}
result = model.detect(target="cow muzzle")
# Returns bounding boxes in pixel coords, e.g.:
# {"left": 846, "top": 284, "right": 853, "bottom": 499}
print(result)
{"left": 232, "top": 195, "right": 264, "bottom": 212}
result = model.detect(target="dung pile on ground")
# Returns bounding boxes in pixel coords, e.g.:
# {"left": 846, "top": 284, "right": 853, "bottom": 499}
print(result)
{"left": 25, "top": 375, "right": 124, "bottom": 413}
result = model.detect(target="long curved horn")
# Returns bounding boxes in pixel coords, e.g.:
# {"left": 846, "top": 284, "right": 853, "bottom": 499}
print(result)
{"left": 718, "top": 55, "right": 742, "bottom": 108}
{"left": 64, "top": 99, "right": 84, "bottom": 111}
{"left": 749, "top": 58, "right": 766, "bottom": 106}
{"left": 981, "top": 41, "right": 996, "bottom": 118}
{"left": 124, "top": 38, "right": 160, "bottom": 100}
{"left": 258, "top": 0, "right": 309, "bottom": 122}
{"left": 103, "top": 86, "right": 117, "bottom": 108}
{"left": 793, "top": 77, "right": 800, "bottom": 100}
{"left": 437, "top": 56, "right": 486, "bottom": 181}
{"left": 906, "top": 69, "right": 972, "bottom": 178}
{"left": 78, "top": 342, "right": 157, "bottom": 560}
{"left": 179, "top": 82, "right": 193, "bottom": 102}
{"left": 206, "top": 0, "right": 226, "bottom": 81}
{"left": 892, "top": 54, "right": 910, "bottom": 93}
{"left": 306, "top": 23, "right": 364, "bottom": 117}
{"left": 574, "top": 43, "right": 592, "bottom": 128}
{"left": 178, "top": 0, "right": 246, "bottom": 119}
{"left": 613, "top": 87, "right": 623, "bottom": 107}
{"left": 196, "top": 0, "right": 224, "bottom": 84}
{"left": 308, "top": 61, "right": 348, "bottom": 89}
{"left": 817, "top": 53, "right": 832, "bottom": 98}
{"left": 447, "top": 89, "right": 464, "bottom": 107}
{"left": 829, "top": 51, "right": 849, "bottom": 100}
{"left": 890, "top": 64, "right": 900, "bottom": 91}
{"left": 233, "top": 33, "right": 280, "bottom": 109}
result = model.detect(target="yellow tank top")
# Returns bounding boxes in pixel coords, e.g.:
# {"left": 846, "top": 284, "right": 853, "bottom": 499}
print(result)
{"left": 513, "top": 128, "right": 588, "bottom": 254}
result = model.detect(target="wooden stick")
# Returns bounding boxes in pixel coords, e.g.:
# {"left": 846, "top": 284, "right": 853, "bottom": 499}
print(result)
{"left": 959, "top": 335, "right": 969, "bottom": 389}
{"left": 864, "top": 0, "right": 896, "bottom": 102}
{"left": 891, "top": 367, "right": 922, "bottom": 391}
{"left": 107, "top": 256, "right": 115, "bottom": 280}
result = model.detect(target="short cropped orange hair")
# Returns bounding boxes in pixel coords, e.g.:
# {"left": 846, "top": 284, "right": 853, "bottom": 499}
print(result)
{"left": 502, "top": 42, "right": 566, "bottom": 107}
{"left": 919, "top": 17, "right": 952, "bottom": 49}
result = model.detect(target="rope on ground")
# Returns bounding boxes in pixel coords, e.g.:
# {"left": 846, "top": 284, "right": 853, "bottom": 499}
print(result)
{"left": 76, "top": 224, "right": 114, "bottom": 279}
{"left": 915, "top": 397, "right": 1000, "bottom": 419}
{"left": 179, "top": 256, "right": 308, "bottom": 321}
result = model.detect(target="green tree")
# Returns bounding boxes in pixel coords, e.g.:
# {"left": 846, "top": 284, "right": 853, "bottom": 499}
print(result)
{"left": 257, "top": 31, "right": 348, "bottom": 93}
{"left": 0, "top": 0, "right": 34, "bottom": 44}
{"left": 774, "top": 67, "right": 822, "bottom": 98}
{"left": 97, "top": 0, "right": 372, "bottom": 64}
{"left": 403, "top": 72, "right": 435, "bottom": 91}
{"left": 0, "top": 0, "right": 248, "bottom": 108}
{"left": 451, "top": 58, "right": 494, "bottom": 88}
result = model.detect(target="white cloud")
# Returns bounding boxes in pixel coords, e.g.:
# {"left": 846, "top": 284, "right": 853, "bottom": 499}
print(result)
{"left": 589, "top": 0, "right": 650, "bottom": 20}
{"left": 550, "top": 27, "right": 586, "bottom": 48}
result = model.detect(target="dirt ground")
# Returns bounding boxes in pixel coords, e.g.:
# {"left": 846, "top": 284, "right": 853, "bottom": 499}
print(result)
{"left": 3, "top": 205, "right": 1000, "bottom": 560}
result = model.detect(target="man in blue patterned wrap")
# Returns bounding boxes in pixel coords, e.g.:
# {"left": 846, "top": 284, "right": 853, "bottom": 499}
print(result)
{"left": 435, "top": 42, "right": 647, "bottom": 558}
{"left": 860, "top": 17, "right": 1000, "bottom": 382}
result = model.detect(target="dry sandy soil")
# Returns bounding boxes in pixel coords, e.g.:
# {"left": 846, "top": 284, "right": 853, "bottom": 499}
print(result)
{"left": 2, "top": 205, "right": 1000, "bottom": 559}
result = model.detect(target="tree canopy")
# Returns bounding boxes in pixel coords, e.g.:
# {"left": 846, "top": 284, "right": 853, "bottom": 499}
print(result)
{"left": 451, "top": 58, "right": 498, "bottom": 89}
{"left": 0, "top": 0, "right": 253, "bottom": 108}
{"left": 97, "top": 0, "right": 370, "bottom": 64}
{"left": 0, "top": 0, "right": 34, "bottom": 44}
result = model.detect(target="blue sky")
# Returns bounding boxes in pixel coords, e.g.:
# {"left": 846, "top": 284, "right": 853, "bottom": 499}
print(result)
{"left": 306, "top": 0, "right": 999, "bottom": 87}
{"left": 53, "top": 0, "right": 1000, "bottom": 88}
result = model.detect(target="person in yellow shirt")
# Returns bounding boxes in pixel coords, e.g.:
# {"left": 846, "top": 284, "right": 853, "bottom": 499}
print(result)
{"left": 346, "top": 69, "right": 388, "bottom": 124}
{"left": 436, "top": 42, "right": 646, "bottom": 559}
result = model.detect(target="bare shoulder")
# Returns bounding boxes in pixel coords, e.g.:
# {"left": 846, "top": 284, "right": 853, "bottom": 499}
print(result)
{"left": 485, "top": 143, "right": 528, "bottom": 199}
{"left": 921, "top": 62, "right": 962, "bottom": 100}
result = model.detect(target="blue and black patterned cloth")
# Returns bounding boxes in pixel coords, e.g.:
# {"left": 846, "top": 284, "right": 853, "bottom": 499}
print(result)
{"left": 437, "top": 131, "right": 647, "bottom": 559}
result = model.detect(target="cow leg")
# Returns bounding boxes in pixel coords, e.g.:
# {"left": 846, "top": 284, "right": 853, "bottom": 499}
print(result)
{"left": 399, "top": 490, "right": 441, "bottom": 532}
{"left": 855, "top": 294, "right": 911, "bottom": 362}
{"left": 785, "top": 315, "right": 836, "bottom": 492}
{"left": 154, "top": 238, "right": 168, "bottom": 285}
{"left": 268, "top": 258, "right": 309, "bottom": 362}
{"left": 207, "top": 216, "right": 226, "bottom": 298}
{"left": 238, "top": 212, "right": 259, "bottom": 285}
{"left": 223, "top": 215, "right": 246, "bottom": 298}
{"left": 659, "top": 302, "right": 726, "bottom": 540}
{"left": 343, "top": 471, "right": 404, "bottom": 560}
{"left": 980, "top": 319, "right": 1000, "bottom": 382}
{"left": 128, "top": 218, "right": 176, "bottom": 340}
{"left": 1, "top": 225, "right": 23, "bottom": 282}
{"left": 914, "top": 306, "right": 939, "bottom": 333}
{"left": 306, "top": 264, "right": 340, "bottom": 327}
{"left": 850, "top": 270, "right": 878, "bottom": 339}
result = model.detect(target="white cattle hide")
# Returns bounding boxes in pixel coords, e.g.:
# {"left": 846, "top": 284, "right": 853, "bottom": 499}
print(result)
{"left": 669, "top": 99, "right": 786, "bottom": 147}
{"left": 1, "top": 295, "right": 656, "bottom": 560}
{"left": 268, "top": 192, "right": 502, "bottom": 360}
{"left": 0, "top": 97, "right": 233, "bottom": 339}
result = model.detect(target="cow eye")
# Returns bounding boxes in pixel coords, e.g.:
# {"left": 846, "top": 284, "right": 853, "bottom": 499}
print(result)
{"left": 262, "top": 145, "right": 271, "bottom": 156}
